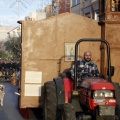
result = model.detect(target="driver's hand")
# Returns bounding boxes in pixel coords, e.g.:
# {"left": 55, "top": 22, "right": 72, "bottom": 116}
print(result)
{"left": 77, "top": 78, "right": 83, "bottom": 86}
{"left": 96, "top": 73, "right": 105, "bottom": 78}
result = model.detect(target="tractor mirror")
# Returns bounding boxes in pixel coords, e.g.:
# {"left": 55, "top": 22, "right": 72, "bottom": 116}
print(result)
{"left": 107, "top": 66, "right": 114, "bottom": 76}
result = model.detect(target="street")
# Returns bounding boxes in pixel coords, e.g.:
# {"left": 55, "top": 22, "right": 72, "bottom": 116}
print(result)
{"left": 0, "top": 81, "right": 43, "bottom": 120}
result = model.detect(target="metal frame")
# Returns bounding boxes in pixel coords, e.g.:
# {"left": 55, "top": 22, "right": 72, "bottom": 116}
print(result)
{"left": 74, "top": 38, "right": 112, "bottom": 90}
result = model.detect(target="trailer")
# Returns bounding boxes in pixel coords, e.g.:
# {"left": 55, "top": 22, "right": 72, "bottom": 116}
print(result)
{"left": 18, "top": 13, "right": 101, "bottom": 110}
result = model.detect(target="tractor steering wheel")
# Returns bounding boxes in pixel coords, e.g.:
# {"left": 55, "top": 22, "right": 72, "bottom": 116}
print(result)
{"left": 80, "top": 73, "right": 105, "bottom": 80}
{"left": 79, "top": 72, "right": 93, "bottom": 80}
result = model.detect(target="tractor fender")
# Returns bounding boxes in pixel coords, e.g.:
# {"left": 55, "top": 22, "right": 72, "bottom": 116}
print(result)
{"left": 63, "top": 77, "right": 73, "bottom": 103}
{"left": 54, "top": 77, "right": 73, "bottom": 105}
{"left": 54, "top": 77, "right": 65, "bottom": 109}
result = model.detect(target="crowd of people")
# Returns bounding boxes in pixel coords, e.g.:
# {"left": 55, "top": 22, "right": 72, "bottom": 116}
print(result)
{"left": 0, "top": 59, "right": 21, "bottom": 81}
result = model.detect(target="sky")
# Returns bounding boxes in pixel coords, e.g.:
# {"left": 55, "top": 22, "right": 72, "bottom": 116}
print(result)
{"left": 0, "top": 0, "right": 52, "bottom": 27}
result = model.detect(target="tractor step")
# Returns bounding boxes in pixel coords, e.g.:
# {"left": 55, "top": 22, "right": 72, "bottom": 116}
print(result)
{"left": 77, "top": 114, "right": 92, "bottom": 120}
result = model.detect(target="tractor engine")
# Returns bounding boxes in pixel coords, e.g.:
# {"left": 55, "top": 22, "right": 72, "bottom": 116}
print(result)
{"left": 79, "top": 78, "right": 116, "bottom": 118}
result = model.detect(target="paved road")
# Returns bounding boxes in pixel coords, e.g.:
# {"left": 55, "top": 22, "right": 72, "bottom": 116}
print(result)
{"left": 0, "top": 81, "right": 24, "bottom": 120}
{"left": 0, "top": 81, "right": 43, "bottom": 120}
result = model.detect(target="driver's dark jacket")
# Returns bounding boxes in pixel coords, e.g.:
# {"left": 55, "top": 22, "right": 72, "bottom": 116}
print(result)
{"left": 70, "top": 59, "right": 99, "bottom": 79}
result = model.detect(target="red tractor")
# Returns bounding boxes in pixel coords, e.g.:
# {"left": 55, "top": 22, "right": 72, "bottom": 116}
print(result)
{"left": 43, "top": 38, "right": 120, "bottom": 120}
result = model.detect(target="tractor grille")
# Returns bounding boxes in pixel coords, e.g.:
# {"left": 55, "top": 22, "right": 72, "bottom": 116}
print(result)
{"left": 99, "top": 105, "right": 115, "bottom": 116}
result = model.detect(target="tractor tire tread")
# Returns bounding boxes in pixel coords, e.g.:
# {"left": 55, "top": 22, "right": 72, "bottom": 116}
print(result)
{"left": 63, "top": 103, "right": 76, "bottom": 120}
{"left": 44, "top": 81, "right": 57, "bottom": 120}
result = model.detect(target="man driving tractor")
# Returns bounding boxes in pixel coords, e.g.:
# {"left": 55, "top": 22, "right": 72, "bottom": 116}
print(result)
{"left": 70, "top": 51, "right": 99, "bottom": 85}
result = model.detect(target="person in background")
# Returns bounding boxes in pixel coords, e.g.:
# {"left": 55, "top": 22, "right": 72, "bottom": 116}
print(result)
{"left": 9, "top": 59, "right": 16, "bottom": 77}
{"left": 1, "top": 59, "right": 10, "bottom": 80}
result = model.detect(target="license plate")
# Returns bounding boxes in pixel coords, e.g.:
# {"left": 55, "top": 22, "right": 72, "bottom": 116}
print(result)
{"left": 94, "top": 99, "right": 104, "bottom": 103}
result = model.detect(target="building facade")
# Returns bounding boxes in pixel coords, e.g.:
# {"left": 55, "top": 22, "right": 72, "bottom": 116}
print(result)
{"left": 0, "top": 26, "right": 14, "bottom": 41}
{"left": 91, "top": 0, "right": 99, "bottom": 20}
{"left": 71, "top": 0, "right": 99, "bottom": 20}
{"left": 52, "top": 0, "right": 70, "bottom": 15}
{"left": 7, "top": 26, "right": 21, "bottom": 38}
{"left": 71, "top": 0, "right": 81, "bottom": 15}
{"left": 25, "top": 10, "right": 46, "bottom": 21}
{"left": 45, "top": 5, "right": 53, "bottom": 17}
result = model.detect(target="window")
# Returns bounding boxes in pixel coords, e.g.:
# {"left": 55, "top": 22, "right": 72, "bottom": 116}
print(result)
{"left": 111, "top": 0, "right": 120, "bottom": 12}
{"left": 94, "top": 10, "right": 99, "bottom": 21}
{"left": 72, "top": 0, "right": 77, "bottom": 6}
{"left": 86, "top": 0, "right": 91, "bottom": 6}
{"left": 72, "top": 0, "right": 81, "bottom": 7}
{"left": 85, "top": 12, "right": 90, "bottom": 18}
{"left": 77, "top": 0, "right": 80, "bottom": 4}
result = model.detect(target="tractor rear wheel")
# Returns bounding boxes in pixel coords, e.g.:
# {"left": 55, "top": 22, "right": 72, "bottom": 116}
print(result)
{"left": 43, "top": 81, "right": 57, "bottom": 120}
{"left": 62, "top": 103, "right": 76, "bottom": 120}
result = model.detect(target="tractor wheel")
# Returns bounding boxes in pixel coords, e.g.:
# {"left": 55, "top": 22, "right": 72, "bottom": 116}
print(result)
{"left": 95, "top": 109, "right": 103, "bottom": 120}
{"left": 43, "top": 81, "right": 57, "bottom": 120}
{"left": 62, "top": 103, "right": 76, "bottom": 120}
{"left": 112, "top": 82, "right": 120, "bottom": 119}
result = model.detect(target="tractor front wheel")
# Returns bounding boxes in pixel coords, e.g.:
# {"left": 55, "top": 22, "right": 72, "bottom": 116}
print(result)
{"left": 62, "top": 103, "right": 76, "bottom": 120}
{"left": 95, "top": 109, "right": 103, "bottom": 120}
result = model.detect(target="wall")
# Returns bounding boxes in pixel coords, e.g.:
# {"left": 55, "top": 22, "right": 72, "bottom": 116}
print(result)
{"left": 105, "top": 24, "right": 120, "bottom": 84}
{"left": 99, "top": 0, "right": 120, "bottom": 84}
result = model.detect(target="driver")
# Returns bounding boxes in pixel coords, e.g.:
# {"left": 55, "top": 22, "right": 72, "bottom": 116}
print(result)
{"left": 70, "top": 51, "right": 99, "bottom": 80}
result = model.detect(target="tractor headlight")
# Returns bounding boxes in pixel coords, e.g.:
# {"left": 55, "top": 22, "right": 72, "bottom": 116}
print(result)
{"left": 105, "top": 92, "right": 113, "bottom": 97}
{"left": 93, "top": 90, "right": 114, "bottom": 98}
{"left": 94, "top": 92, "right": 104, "bottom": 98}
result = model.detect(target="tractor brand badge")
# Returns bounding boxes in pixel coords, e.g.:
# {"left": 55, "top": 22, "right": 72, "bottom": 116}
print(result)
{"left": 102, "top": 87, "right": 106, "bottom": 89}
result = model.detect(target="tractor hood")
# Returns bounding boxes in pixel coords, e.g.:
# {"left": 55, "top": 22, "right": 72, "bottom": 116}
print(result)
{"left": 80, "top": 78, "right": 114, "bottom": 90}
